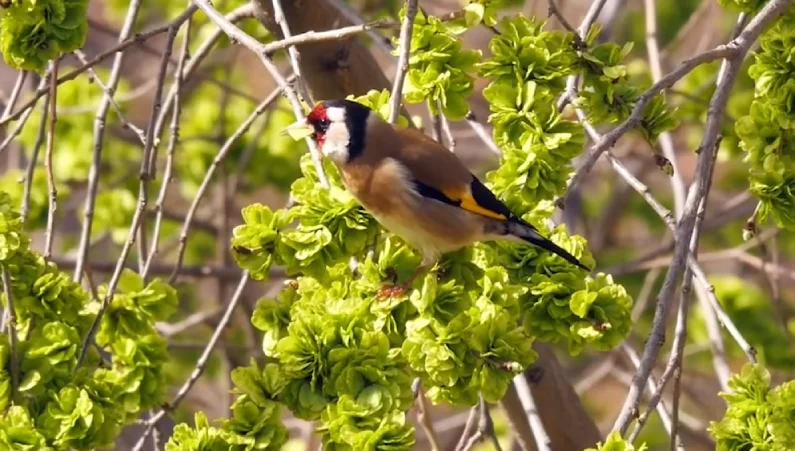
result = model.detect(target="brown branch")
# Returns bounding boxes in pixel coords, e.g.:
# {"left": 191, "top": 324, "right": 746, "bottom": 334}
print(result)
{"left": 1, "top": 266, "right": 20, "bottom": 404}
{"left": 611, "top": 0, "right": 792, "bottom": 434}
{"left": 143, "top": 17, "right": 193, "bottom": 280}
{"left": 169, "top": 82, "right": 287, "bottom": 284}
{"left": 0, "top": 71, "right": 28, "bottom": 121}
{"left": 43, "top": 59, "right": 60, "bottom": 260}
{"left": 74, "top": 15, "right": 192, "bottom": 371}
{"left": 388, "top": 0, "right": 419, "bottom": 123}
{"left": 72, "top": 0, "right": 163, "bottom": 282}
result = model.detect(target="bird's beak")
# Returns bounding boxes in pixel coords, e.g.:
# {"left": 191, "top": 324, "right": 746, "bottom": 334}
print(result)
{"left": 281, "top": 119, "right": 314, "bottom": 141}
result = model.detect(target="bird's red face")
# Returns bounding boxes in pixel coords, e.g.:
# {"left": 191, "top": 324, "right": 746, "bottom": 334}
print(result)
{"left": 306, "top": 104, "right": 332, "bottom": 147}
{"left": 283, "top": 99, "right": 372, "bottom": 164}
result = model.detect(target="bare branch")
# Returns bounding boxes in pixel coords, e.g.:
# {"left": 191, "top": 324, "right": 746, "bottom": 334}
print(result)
{"left": 611, "top": 0, "right": 793, "bottom": 434}
{"left": 152, "top": 5, "right": 255, "bottom": 141}
{"left": 455, "top": 406, "right": 480, "bottom": 451}
{"left": 621, "top": 343, "right": 674, "bottom": 437}
{"left": 514, "top": 372, "right": 551, "bottom": 451}
{"left": 143, "top": 16, "right": 193, "bottom": 280}
{"left": 388, "top": 0, "right": 419, "bottom": 124}
{"left": 415, "top": 387, "right": 441, "bottom": 451}
{"left": 169, "top": 82, "right": 287, "bottom": 283}
{"left": 0, "top": 71, "right": 28, "bottom": 122}
{"left": 326, "top": 0, "right": 396, "bottom": 55}
{"left": 189, "top": 0, "right": 329, "bottom": 187}
{"left": 465, "top": 110, "right": 501, "bottom": 155}
{"left": 73, "top": 50, "right": 148, "bottom": 145}
{"left": 74, "top": 15, "right": 191, "bottom": 371}
{"left": 271, "top": 0, "right": 313, "bottom": 104}
{"left": 21, "top": 88, "right": 50, "bottom": 222}
{"left": 1, "top": 265, "right": 20, "bottom": 403}
{"left": 0, "top": 72, "right": 50, "bottom": 155}
{"left": 44, "top": 59, "right": 60, "bottom": 260}
{"left": 74, "top": 0, "right": 149, "bottom": 281}
{"left": 643, "top": 0, "right": 686, "bottom": 217}
{"left": 0, "top": 10, "right": 198, "bottom": 128}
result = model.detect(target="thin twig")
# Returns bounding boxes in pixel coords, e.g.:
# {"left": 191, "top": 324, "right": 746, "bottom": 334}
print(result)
{"left": 20, "top": 89, "right": 50, "bottom": 222}
{"left": 325, "top": 0, "right": 396, "bottom": 55}
{"left": 169, "top": 85, "right": 285, "bottom": 283}
{"left": 52, "top": 257, "right": 248, "bottom": 280}
{"left": 465, "top": 110, "right": 501, "bottom": 155}
{"left": 0, "top": 71, "right": 50, "bottom": 155}
{"left": 73, "top": 0, "right": 148, "bottom": 282}
{"left": 43, "top": 59, "right": 60, "bottom": 260}
{"left": 74, "top": 17, "right": 190, "bottom": 371}
{"left": 229, "top": 112, "right": 271, "bottom": 194}
{"left": 558, "top": 0, "right": 610, "bottom": 109}
{"left": 513, "top": 373, "right": 551, "bottom": 451}
{"left": 131, "top": 272, "right": 250, "bottom": 451}
{"left": 142, "top": 16, "right": 193, "bottom": 280}
{"left": 188, "top": 0, "right": 329, "bottom": 188}
{"left": 438, "top": 100, "right": 456, "bottom": 151}
{"left": 479, "top": 397, "right": 503, "bottom": 451}
{"left": 271, "top": 0, "right": 313, "bottom": 104}
{"left": 415, "top": 388, "right": 441, "bottom": 451}
{"left": 152, "top": 5, "right": 255, "bottom": 141}
{"left": 643, "top": 0, "right": 686, "bottom": 217}
{"left": 73, "top": 50, "right": 147, "bottom": 145}
{"left": 628, "top": 147, "right": 720, "bottom": 445}
{"left": 0, "top": 9, "right": 200, "bottom": 128}
{"left": 621, "top": 344, "right": 674, "bottom": 437}
{"left": 156, "top": 308, "right": 221, "bottom": 338}
{"left": 261, "top": 18, "right": 398, "bottom": 56}
{"left": 388, "top": 0, "right": 419, "bottom": 124}
{"left": 547, "top": 0, "right": 586, "bottom": 49}
{"left": 454, "top": 405, "right": 480, "bottom": 451}
{"left": 561, "top": 7, "right": 783, "bottom": 205}
{"left": 1, "top": 71, "right": 28, "bottom": 121}
{"left": 136, "top": 10, "right": 188, "bottom": 278}
{"left": 1, "top": 266, "right": 20, "bottom": 403}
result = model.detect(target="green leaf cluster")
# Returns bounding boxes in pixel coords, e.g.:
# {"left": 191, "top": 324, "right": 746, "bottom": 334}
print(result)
{"left": 709, "top": 363, "right": 795, "bottom": 450}
{"left": 0, "top": 191, "right": 178, "bottom": 449}
{"left": 479, "top": 16, "right": 584, "bottom": 209}
{"left": 397, "top": 8, "right": 482, "bottom": 119}
{"left": 445, "top": 0, "right": 526, "bottom": 31}
{"left": 0, "top": 0, "right": 89, "bottom": 72}
{"left": 232, "top": 154, "right": 379, "bottom": 282}
{"left": 577, "top": 26, "right": 678, "bottom": 141}
{"left": 737, "top": 13, "right": 795, "bottom": 230}
{"left": 166, "top": 360, "right": 288, "bottom": 450}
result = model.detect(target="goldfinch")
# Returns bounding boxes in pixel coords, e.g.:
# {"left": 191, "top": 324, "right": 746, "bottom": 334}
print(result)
{"left": 284, "top": 99, "right": 589, "bottom": 297}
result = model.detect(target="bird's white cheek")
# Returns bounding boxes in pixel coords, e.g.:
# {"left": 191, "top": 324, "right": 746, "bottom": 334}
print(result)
{"left": 321, "top": 141, "right": 350, "bottom": 165}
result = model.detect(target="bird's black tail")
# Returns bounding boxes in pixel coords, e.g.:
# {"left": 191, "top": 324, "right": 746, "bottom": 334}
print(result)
{"left": 505, "top": 220, "right": 591, "bottom": 271}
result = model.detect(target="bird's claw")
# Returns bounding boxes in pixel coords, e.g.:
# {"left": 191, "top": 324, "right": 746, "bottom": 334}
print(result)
{"left": 376, "top": 283, "right": 409, "bottom": 299}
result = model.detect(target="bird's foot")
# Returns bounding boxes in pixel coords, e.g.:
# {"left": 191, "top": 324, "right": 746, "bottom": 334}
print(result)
{"left": 376, "top": 282, "right": 410, "bottom": 299}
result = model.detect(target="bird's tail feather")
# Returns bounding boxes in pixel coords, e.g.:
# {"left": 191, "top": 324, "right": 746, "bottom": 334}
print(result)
{"left": 506, "top": 221, "right": 590, "bottom": 271}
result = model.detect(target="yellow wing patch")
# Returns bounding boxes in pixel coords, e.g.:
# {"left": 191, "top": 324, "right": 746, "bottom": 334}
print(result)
{"left": 441, "top": 186, "right": 508, "bottom": 221}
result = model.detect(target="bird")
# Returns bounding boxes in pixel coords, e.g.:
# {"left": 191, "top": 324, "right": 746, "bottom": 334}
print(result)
{"left": 283, "top": 99, "right": 590, "bottom": 298}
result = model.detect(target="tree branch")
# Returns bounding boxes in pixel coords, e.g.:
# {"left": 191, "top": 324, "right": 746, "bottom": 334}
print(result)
{"left": 388, "top": 0, "right": 419, "bottom": 123}
{"left": 611, "top": 0, "right": 793, "bottom": 434}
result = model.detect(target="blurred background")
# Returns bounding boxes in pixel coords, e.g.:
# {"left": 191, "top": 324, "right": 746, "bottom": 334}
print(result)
{"left": 0, "top": 0, "right": 792, "bottom": 450}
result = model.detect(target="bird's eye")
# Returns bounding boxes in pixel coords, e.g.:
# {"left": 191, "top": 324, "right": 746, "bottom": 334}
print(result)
{"left": 319, "top": 119, "right": 330, "bottom": 129}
